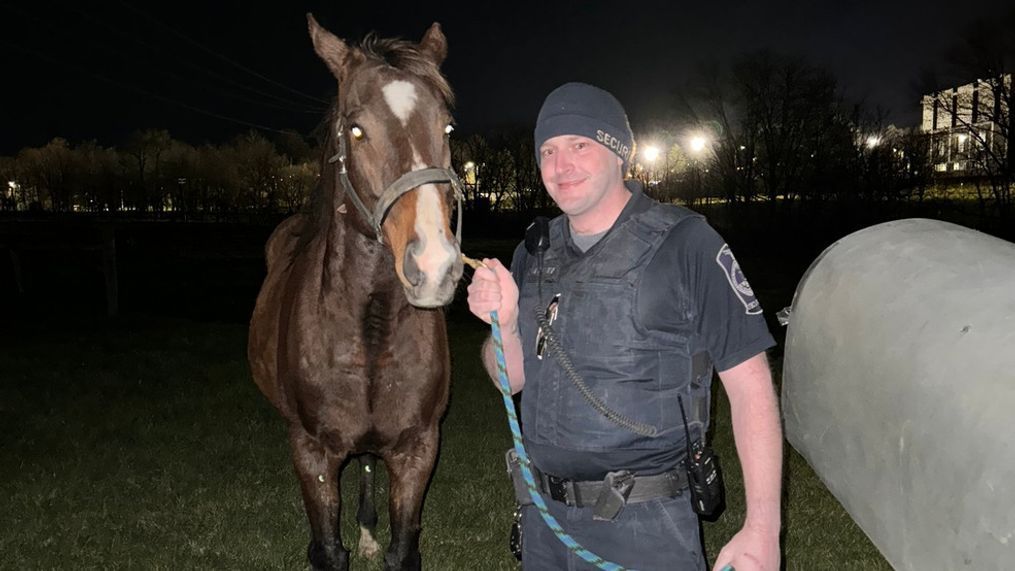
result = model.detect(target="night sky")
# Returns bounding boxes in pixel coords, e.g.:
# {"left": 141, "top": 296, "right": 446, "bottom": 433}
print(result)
{"left": 2, "top": 0, "right": 1010, "bottom": 155}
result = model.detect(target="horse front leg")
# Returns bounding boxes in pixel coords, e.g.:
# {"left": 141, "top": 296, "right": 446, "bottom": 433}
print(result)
{"left": 381, "top": 428, "right": 440, "bottom": 571}
{"left": 290, "top": 427, "right": 349, "bottom": 571}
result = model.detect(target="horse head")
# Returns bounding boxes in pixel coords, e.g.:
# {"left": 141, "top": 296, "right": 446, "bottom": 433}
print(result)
{"left": 308, "top": 15, "right": 464, "bottom": 308}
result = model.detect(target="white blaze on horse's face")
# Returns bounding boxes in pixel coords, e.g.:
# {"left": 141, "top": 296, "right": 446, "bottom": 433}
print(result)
{"left": 382, "top": 81, "right": 418, "bottom": 126}
{"left": 376, "top": 77, "right": 461, "bottom": 308}
{"left": 407, "top": 149, "right": 458, "bottom": 307}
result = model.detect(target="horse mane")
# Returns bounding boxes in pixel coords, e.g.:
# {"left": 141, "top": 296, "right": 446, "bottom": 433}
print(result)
{"left": 360, "top": 34, "right": 455, "bottom": 107}
{"left": 292, "top": 33, "right": 456, "bottom": 260}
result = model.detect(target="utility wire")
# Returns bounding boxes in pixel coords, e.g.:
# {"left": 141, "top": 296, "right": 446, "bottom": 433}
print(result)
{"left": 69, "top": 5, "right": 328, "bottom": 114}
{"left": 3, "top": 39, "right": 297, "bottom": 136}
{"left": 1, "top": 2, "right": 328, "bottom": 115}
{"left": 118, "top": 1, "right": 330, "bottom": 106}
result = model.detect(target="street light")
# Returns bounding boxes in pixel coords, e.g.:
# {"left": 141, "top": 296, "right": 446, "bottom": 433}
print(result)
{"left": 866, "top": 135, "right": 881, "bottom": 149}
{"left": 642, "top": 145, "right": 661, "bottom": 163}
{"left": 683, "top": 133, "right": 711, "bottom": 206}
{"left": 689, "top": 135, "right": 708, "bottom": 154}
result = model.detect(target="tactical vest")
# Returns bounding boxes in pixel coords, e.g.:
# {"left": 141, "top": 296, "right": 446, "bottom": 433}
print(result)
{"left": 517, "top": 199, "right": 713, "bottom": 477}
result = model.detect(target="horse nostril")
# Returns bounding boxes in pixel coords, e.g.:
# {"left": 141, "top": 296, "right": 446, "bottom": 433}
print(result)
{"left": 403, "top": 243, "right": 422, "bottom": 287}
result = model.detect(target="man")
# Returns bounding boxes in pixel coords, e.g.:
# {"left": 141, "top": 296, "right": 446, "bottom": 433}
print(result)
{"left": 467, "top": 82, "right": 781, "bottom": 570}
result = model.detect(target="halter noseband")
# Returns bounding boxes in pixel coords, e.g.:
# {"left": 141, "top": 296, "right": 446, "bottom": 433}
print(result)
{"left": 328, "top": 117, "right": 465, "bottom": 245}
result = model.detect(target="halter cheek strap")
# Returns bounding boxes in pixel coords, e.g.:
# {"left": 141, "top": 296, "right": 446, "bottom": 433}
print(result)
{"left": 375, "top": 167, "right": 465, "bottom": 245}
{"left": 328, "top": 118, "right": 465, "bottom": 245}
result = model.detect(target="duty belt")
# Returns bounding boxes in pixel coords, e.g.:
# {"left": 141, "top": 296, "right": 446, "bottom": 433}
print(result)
{"left": 532, "top": 464, "right": 687, "bottom": 508}
{"left": 505, "top": 450, "right": 690, "bottom": 520}
{"left": 535, "top": 466, "right": 686, "bottom": 507}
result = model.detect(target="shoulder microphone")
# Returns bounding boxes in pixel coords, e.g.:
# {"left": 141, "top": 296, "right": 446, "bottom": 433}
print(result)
{"left": 525, "top": 216, "right": 550, "bottom": 256}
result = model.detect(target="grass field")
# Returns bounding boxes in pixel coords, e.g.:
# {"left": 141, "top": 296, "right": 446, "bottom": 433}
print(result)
{"left": 0, "top": 233, "right": 892, "bottom": 570}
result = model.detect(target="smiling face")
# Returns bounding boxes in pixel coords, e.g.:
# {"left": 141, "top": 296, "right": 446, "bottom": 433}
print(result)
{"left": 538, "top": 134, "right": 629, "bottom": 233}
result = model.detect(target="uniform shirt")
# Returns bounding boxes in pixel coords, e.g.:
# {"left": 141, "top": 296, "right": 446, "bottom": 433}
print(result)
{"left": 510, "top": 183, "right": 775, "bottom": 478}
{"left": 638, "top": 214, "right": 776, "bottom": 373}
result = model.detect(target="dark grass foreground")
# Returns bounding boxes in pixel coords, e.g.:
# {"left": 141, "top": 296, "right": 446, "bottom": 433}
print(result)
{"left": 1, "top": 313, "right": 889, "bottom": 570}
{"left": 0, "top": 233, "right": 891, "bottom": 569}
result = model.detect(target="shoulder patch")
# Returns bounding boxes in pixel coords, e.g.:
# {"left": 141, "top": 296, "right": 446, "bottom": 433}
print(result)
{"left": 715, "top": 244, "right": 762, "bottom": 315}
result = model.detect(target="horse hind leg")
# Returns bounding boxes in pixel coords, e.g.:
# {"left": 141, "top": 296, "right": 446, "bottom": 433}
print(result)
{"left": 356, "top": 454, "right": 381, "bottom": 560}
{"left": 289, "top": 428, "right": 350, "bottom": 571}
{"left": 382, "top": 428, "right": 440, "bottom": 571}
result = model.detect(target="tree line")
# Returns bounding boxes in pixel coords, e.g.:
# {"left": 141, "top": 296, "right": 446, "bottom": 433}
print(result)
{"left": 0, "top": 129, "right": 318, "bottom": 218}
{"left": 2, "top": 14, "right": 1011, "bottom": 225}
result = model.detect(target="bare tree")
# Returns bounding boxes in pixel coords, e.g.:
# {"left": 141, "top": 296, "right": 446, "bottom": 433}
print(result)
{"left": 123, "top": 129, "right": 173, "bottom": 212}
{"left": 683, "top": 53, "right": 853, "bottom": 207}
{"left": 160, "top": 141, "right": 200, "bottom": 216}
{"left": 451, "top": 134, "right": 486, "bottom": 210}
{"left": 278, "top": 162, "right": 318, "bottom": 213}
{"left": 686, "top": 61, "right": 760, "bottom": 204}
{"left": 16, "top": 138, "right": 75, "bottom": 211}
{"left": 73, "top": 141, "right": 121, "bottom": 212}
{"left": 506, "top": 130, "right": 543, "bottom": 212}
{"left": 230, "top": 131, "right": 288, "bottom": 212}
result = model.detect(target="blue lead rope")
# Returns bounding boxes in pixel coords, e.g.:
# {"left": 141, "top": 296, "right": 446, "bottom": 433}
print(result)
{"left": 489, "top": 310, "right": 630, "bottom": 571}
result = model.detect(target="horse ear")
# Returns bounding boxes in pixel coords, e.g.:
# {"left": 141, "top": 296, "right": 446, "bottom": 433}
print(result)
{"left": 307, "top": 13, "right": 348, "bottom": 79}
{"left": 419, "top": 22, "right": 447, "bottom": 66}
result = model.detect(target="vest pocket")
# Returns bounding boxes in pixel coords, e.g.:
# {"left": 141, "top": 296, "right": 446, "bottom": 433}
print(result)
{"left": 549, "top": 349, "right": 687, "bottom": 451}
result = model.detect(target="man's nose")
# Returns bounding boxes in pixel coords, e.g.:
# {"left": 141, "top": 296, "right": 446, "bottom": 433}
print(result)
{"left": 552, "top": 150, "right": 574, "bottom": 173}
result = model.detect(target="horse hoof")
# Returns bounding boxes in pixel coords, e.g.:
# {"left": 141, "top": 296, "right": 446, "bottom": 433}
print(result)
{"left": 357, "top": 526, "right": 382, "bottom": 559}
{"left": 383, "top": 551, "right": 421, "bottom": 571}
{"left": 308, "top": 540, "right": 349, "bottom": 571}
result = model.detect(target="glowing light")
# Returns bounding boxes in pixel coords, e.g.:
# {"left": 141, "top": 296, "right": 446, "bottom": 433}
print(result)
{"left": 462, "top": 161, "right": 477, "bottom": 185}
{"left": 866, "top": 135, "right": 881, "bottom": 149}
{"left": 642, "top": 145, "right": 661, "bottom": 163}
{"left": 689, "top": 135, "right": 708, "bottom": 154}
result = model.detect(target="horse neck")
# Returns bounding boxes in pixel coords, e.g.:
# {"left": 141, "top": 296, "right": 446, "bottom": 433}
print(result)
{"left": 319, "top": 169, "right": 403, "bottom": 301}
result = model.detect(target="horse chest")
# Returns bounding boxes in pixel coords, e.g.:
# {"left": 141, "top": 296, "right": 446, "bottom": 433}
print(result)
{"left": 292, "top": 295, "right": 445, "bottom": 403}
{"left": 291, "top": 307, "right": 448, "bottom": 449}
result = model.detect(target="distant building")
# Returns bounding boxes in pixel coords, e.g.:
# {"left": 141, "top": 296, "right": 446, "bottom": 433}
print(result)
{"left": 920, "top": 74, "right": 1010, "bottom": 177}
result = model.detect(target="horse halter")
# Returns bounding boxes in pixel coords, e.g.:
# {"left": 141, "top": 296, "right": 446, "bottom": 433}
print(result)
{"left": 328, "top": 117, "right": 465, "bottom": 245}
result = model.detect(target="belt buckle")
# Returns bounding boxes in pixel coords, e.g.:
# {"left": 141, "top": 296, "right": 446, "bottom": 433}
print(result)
{"left": 546, "top": 474, "right": 571, "bottom": 504}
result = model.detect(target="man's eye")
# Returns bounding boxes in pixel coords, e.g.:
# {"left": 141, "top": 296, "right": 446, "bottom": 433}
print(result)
{"left": 541, "top": 148, "right": 554, "bottom": 157}
{"left": 575, "top": 142, "right": 587, "bottom": 150}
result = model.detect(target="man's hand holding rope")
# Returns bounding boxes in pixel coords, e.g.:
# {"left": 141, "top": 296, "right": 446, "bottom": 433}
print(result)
{"left": 464, "top": 256, "right": 526, "bottom": 395}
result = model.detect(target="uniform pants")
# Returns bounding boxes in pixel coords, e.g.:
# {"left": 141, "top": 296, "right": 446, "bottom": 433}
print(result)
{"left": 521, "top": 493, "right": 706, "bottom": 570}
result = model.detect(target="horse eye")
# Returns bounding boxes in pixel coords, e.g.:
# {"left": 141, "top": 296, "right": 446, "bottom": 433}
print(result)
{"left": 350, "top": 125, "right": 364, "bottom": 140}
{"left": 444, "top": 124, "right": 454, "bottom": 135}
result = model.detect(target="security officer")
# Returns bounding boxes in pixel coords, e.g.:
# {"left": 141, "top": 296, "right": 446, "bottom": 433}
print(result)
{"left": 467, "top": 82, "right": 782, "bottom": 571}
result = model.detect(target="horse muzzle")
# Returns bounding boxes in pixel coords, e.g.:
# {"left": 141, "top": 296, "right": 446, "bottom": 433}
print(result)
{"left": 402, "top": 243, "right": 463, "bottom": 308}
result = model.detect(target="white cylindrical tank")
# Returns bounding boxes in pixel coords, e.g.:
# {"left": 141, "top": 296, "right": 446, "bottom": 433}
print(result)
{"left": 782, "top": 218, "right": 1015, "bottom": 570}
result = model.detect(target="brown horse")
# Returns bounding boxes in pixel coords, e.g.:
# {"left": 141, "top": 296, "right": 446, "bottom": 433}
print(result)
{"left": 248, "top": 15, "right": 464, "bottom": 571}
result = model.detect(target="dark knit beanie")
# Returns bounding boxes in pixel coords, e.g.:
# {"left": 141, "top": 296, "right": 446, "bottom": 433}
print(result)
{"left": 534, "top": 82, "right": 635, "bottom": 174}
